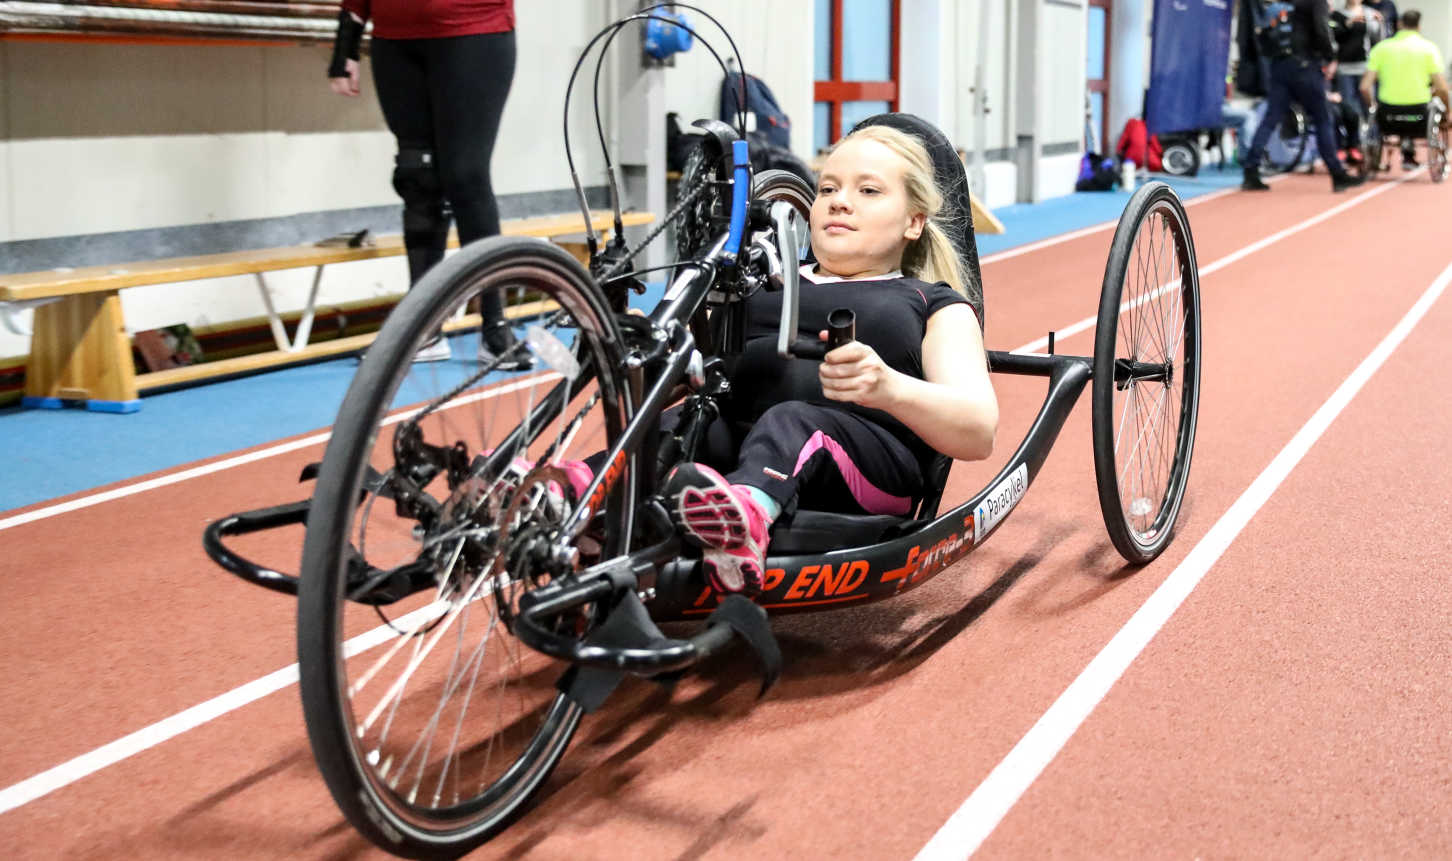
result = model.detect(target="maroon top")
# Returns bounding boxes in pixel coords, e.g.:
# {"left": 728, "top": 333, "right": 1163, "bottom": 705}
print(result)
{"left": 341, "top": 0, "right": 514, "bottom": 40}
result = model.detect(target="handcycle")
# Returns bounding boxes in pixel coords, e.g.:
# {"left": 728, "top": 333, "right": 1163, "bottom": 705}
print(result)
{"left": 1363, "top": 96, "right": 1450, "bottom": 182}
{"left": 201, "top": 8, "right": 1202, "bottom": 858}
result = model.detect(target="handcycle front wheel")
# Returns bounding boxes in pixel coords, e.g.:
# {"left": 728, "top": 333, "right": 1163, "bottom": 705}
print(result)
{"left": 1091, "top": 181, "right": 1202, "bottom": 565}
{"left": 298, "top": 236, "right": 636, "bottom": 859}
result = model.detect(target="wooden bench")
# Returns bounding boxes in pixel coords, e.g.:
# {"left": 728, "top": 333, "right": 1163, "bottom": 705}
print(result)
{"left": 0, "top": 211, "right": 654, "bottom": 413}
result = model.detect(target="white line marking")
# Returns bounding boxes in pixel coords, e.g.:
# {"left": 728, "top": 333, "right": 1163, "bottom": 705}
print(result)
{"left": 0, "top": 373, "right": 558, "bottom": 532}
{"left": 979, "top": 177, "right": 1277, "bottom": 267}
{"left": 0, "top": 601, "right": 448, "bottom": 816}
{"left": 1008, "top": 173, "right": 1415, "bottom": 354}
{"left": 0, "top": 173, "right": 1397, "bottom": 815}
{"left": 915, "top": 255, "right": 1452, "bottom": 860}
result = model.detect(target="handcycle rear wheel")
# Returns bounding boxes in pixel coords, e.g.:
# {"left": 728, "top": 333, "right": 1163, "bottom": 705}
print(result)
{"left": 298, "top": 237, "right": 636, "bottom": 859}
{"left": 1092, "top": 181, "right": 1202, "bottom": 565}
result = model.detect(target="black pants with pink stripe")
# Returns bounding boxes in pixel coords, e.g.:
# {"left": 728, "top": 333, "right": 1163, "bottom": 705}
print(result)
{"left": 663, "top": 401, "right": 924, "bottom": 517}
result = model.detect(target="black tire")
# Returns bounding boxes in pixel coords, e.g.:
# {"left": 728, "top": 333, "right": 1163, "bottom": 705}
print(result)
{"left": 1092, "top": 182, "right": 1202, "bottom": 565}
{"left": 298, "top": 237, "right": 636, "bottom": 859}
{"left": 753, "top": 168, "right": 815, "bottom": 217}
{"left": 1263, "top": 105, "right": 1310, "bottom": 174}
{"left": 1160, "top": 140, "right": 1200, "bottom": 177}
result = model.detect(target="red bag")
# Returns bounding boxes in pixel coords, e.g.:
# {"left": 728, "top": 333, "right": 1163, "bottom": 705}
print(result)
{"left": 1115, "top": 118, "right": 1164, "bottom": 172}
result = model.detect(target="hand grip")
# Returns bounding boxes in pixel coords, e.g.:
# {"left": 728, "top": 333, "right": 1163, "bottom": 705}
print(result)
{"left": 826, "top": 307, "right": 856, "bottom": 351}
{"left": 786, "top": 307, "right": 855, "bottom": 360}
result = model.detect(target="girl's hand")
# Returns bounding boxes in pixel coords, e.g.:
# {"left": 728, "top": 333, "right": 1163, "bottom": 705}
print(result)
{"left": 817, "top": 331, "right": 900, "bottom": 410}
{"left": 330, "top": 59, "right": 361, "bottom": 96}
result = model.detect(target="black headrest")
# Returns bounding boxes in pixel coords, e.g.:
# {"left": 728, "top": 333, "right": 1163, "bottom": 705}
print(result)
{"left": 848, "top": 113, "right": 985, "bottom": 330}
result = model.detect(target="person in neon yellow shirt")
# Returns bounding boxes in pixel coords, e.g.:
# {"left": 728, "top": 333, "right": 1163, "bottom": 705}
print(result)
{"left": 1361, "top": 9, "right": 1451, "bottom": 168}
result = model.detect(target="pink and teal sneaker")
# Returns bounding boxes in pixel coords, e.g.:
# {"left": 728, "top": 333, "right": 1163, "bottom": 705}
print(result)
{"left": 664, "top": 462, "right": 771, "bottom": 595}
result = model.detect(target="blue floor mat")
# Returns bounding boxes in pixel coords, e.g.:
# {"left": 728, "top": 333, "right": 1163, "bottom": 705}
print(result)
{"left": 0, "top": 171, "right": 1244, "bottom": 513}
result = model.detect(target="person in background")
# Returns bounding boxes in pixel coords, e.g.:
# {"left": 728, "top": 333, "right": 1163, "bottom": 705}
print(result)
{"left": 1361, "top": 9, "right": 1452, "bottom": 168}
{"left": 328, "top": 0, "right": 531, "bottom": 368}
{"left": 1365, "top": 0, "right": 1398, "bottom": 35}
{"left": 1221, "top": 68, "right": 1261, "bottom": 165}
{"left": 1242, "top": 0, "right": 1366, "bottom": 191}
{"left": 1330, "top": 0, "right": 1385, "bottom": 159}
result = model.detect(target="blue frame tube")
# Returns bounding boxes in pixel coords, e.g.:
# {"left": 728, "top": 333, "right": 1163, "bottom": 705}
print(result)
{"left": 724, "top": 139, "right": 750, "bottom": 259}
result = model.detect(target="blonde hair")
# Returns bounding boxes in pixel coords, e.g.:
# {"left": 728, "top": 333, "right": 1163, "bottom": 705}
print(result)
{"left": 829, "top": 124, "right": 969, "bottom": 296}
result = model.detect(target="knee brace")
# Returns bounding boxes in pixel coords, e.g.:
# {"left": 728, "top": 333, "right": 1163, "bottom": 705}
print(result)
{"left": 392, "top": 147, "right": 450, "bottom": 284}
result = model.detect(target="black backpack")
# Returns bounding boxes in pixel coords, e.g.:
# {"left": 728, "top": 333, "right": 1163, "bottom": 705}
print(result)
{"left": 719, "top": 71, "right": 792, "bottom": 150}
{"left": 1251, "top": 0, "right": 1297, "bottom": 59}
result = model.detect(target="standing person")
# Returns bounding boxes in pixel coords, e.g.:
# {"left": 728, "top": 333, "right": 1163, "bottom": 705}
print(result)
{"left": 1331, "top": 0, "right": 1385, "bottom": 152}
{"left": 1361, "top": 10, "right": 1452, "bottom": 168}
{"left": 328, "top": 0, "right": 531, "bottom": 368}
{"left": 1241, "top": 0, "right": 1366, "bottom": 191}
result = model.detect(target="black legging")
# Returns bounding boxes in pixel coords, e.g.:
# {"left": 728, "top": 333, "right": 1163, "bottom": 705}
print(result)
{"left": 603, "top": 401, "right": 925, "bottom": 518}
{"left": 371, "top": 31, "right": 515, "bottom": 304}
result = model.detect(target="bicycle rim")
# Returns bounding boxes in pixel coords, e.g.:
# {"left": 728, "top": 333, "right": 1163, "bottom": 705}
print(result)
{"left": 1094, "top": 185, "right": 1201, "bottom": 563}
{"left": 298, "top": 237, "right": 634, "bottom": 855}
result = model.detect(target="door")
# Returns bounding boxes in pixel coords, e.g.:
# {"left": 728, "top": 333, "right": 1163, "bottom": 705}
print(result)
{"left": 1087, "top": 0, "right": 1112, "bottom": 154}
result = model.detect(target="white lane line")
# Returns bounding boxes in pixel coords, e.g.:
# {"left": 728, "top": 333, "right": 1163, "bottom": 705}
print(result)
{"left": 979, "top": 177, "right": 1279, "bottom": 267}
{"left": 0, "top": 601, "right": 448, "bottom": 816}
{"left": 0, "top": 174, "right": 1396, "bottom": 815}
{"left": 1008, "top": 172, "right": 1416, "bottom": 354}
{"left": 915, "top": 255, "right": 1452, "bottom": 860}
{"left": 0, "top": 372, "right": 559, "bottom": 533}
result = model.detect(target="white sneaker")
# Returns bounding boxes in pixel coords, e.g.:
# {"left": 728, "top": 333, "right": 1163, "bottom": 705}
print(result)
{"left": 413, "top": 336, "right": 453, "bottom": 363}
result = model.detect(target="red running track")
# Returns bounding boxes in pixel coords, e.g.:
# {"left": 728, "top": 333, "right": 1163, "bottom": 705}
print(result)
{"left": 2, "top": 173, "right": 1450, "bottom": 859}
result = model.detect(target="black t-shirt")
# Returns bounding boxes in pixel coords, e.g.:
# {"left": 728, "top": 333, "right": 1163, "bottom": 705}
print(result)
{"left": 723, "top": 270, "right": 971, "bottom": 466}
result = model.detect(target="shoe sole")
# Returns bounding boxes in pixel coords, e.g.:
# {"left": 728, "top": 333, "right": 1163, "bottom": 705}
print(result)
{"left": 670, "top": 465, "right": 765, "bottom": 593}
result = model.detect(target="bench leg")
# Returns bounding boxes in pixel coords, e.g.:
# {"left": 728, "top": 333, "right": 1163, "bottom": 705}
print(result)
{"left": 289, "top": 265, "right": 325, "bottom": 351}
{"left": 22, "top": 291, "right": 141, "bottom": 413}
{"left": 254, "top": 273, "right": 292, "bottom": 353}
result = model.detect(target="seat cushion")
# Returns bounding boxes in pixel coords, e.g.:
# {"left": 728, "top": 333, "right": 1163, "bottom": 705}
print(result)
{"left": 768, "top": 509, "right": 911, "bottom": 555}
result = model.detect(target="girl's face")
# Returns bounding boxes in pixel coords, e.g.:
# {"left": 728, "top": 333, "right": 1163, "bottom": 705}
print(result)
{"left": 810, "top": 137, "right": 926, "bottom": 278}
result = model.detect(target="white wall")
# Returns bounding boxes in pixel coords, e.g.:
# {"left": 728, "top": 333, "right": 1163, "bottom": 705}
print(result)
{"left": 0, "top": 0, "right": 1098, "bottom": 356}
{"left": 1416, "top": 1, "right": 1452, "bottom": 68}
{"left": 659, "top": 0, "right": 815, "bottom": 162}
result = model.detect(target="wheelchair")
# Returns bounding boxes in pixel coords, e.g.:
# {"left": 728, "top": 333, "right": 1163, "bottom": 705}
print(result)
{"left": 201, "top": 6, "right": 1202, "bottom": 857}
{"left": 1363, "top": 97, "right": 1450, "bottom": 182}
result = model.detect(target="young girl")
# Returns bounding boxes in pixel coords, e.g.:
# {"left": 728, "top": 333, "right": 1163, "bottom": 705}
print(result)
{"left": 663, "top": 123, "right": 999, "bottom": 594}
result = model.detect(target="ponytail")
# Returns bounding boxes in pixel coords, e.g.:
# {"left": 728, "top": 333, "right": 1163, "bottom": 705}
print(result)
{"left": 904, "top": 219, "right": 968, "bottom": 297}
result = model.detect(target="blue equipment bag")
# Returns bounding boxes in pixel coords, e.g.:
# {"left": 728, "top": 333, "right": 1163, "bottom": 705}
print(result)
{"left": 719, "top": 71, "right": 792, "bottom": 149}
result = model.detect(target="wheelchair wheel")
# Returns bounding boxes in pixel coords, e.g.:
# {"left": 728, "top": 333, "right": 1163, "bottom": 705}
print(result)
{"left": 1430, "top": 115, "right": 1449, "bottom": 183}
{"left": 1364, "top": 118, "right": 1384, "bottom": 179}
{"left": 1263, "top": 105, "right": 1310, "bottom": 174}
{"left": 1092, "top": 182, "right": 1202, "bottom": 565}
{"left": 1160, "top": 139, "right": 1200, "bottom": 177}
{"left": 298, "top": 237, "right": 636, "bottom": 859}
